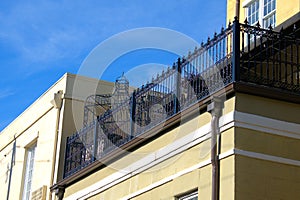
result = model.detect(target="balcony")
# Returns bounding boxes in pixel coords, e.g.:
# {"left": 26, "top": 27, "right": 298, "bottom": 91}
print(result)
{"left": 63, "top": 18, "right": 300, "bottom": 179}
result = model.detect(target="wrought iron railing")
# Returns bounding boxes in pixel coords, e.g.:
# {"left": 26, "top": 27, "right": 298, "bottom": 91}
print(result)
{"left": 239, "top": 19, "right": 300, "bottom": 91}
{"left": 63, "top": 18, "right": 300, "bottom": 178}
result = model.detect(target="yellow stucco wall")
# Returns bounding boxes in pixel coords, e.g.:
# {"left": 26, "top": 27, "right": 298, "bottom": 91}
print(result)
{"left": 227, "top": 0, "right": 245, "bottom": 24}
{"left": 234, "top": 92, "right": 300, "bottom": 199}
{"left": 235, "top": 127, "right": 300, "bottom": 161}
{"left": 235, "top": 155, "right": 300, "bottom": 199}
{"left": 234, "top": 125, "right": 300, "bottom": 199}
{"left": 227, "top": 0, "right": 300, "bottom": 27}
{"left": 276, "top": 0, "right": 300, "bottom": 26}
{"left": 62, "top": 96, "right": 236, "bottom": 199}
{"left": 61, "top": 86, "right": 300, "bottom": 200}
{"left": 235, "top": 93, "right": 300, "bottom": 124}
{"left": 65, "top": 141, "right": 235, "bottom": 200}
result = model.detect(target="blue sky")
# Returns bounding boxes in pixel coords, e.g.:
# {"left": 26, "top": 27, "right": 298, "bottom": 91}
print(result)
{"left": 0, "top": 0, "right": 226, "bottom": 131}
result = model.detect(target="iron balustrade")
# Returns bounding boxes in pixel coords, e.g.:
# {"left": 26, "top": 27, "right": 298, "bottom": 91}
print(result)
{"left": 240, "top": 19, "right": 300, "bottom": 91}
{"left": 63, "top": 18, "right": 300, "bottom": 178}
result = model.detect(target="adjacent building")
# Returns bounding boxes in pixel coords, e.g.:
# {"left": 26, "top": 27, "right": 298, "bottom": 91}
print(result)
{"left": 1, "top": 0, "right": 300, "bottom": 200}
{"left": 0, "top": 74, "right": 114, "bottom": 200}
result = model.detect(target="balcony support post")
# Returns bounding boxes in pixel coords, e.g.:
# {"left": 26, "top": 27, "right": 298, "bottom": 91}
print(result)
{"left": 232, "top": 16, "right": 241, "bottom": 82}
{"left": 93, "top": 120, "right": 99, "bottom": 161}
{"left": 174, "top": 58, "right": 181, "bottom": 114}
{"left": 130, "top": 91, "right": 136, "bottom": 139}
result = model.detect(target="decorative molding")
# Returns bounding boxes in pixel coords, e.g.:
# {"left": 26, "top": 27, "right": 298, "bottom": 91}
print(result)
{"left": 64, "top": 111, "right": 300, "bottom": 200}
{"left": 234, "top": 149, "right": 300, "bottom": 166}
{"left": 123, "top": 148, "right": 300, "bottom": 200}
{"left": 234, "top": 111, "right": 300, "bottom": 139}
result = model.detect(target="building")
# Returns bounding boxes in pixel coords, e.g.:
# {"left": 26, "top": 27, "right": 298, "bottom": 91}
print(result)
{"left": 49, "top": 1, "right": 300, "bottom": 200}
{"left": 0, "top": 73, "right": 114, "bottom": 200}
{"left": 1, "top": 0, "right": 300, "bottom": 200}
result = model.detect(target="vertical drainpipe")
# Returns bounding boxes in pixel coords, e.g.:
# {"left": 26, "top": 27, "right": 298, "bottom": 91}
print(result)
{"left": 207, "top": 97, "right": 224, "bottom": 200}
{"left": 49, "top": 90, "right": 63, "bottom": 200}
{"left": 235, "top": 0, "right": 240, "bottom": 20}
{"left": 6, "top": 136, "right": 16, "bottom": 200}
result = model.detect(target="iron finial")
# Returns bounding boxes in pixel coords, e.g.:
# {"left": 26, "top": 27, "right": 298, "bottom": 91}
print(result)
{"left": 182, "top": 56, "right": 186, "bottom": 63}
{"left": 268, "top": 24, "right": 273, "bottom": 31}
{"left": 177, "top": 57, "right": 181, "bottom": 66}
{"left": 244, "top": 17, "right": 248, "bottom": 25}
{"left": 228, "top": 21, "right": 232, "bottom": 29}
{"left": 214, "top": 32, "right": 217, "bottom": 39}
{"left": 256, "top": 21, "right": 261, "bottom": 28}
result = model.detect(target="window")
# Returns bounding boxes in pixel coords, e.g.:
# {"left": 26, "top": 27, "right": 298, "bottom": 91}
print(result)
{"left": 177, "top": 191, "right": 198, "bottom": 200}
{"left": 263, "top": 0, "right": 276, "bottom": 28}
{"left": 22, "top": 143, "right": 37, "bottom": 200}
{"left": 246, "top": 0, "right": 276, "bottom": 28}
{"left": 247, "top": 0, "right": 259, "bottom": 25}
{"left": 263, "top": 0, "right": 275, "bottom": 16}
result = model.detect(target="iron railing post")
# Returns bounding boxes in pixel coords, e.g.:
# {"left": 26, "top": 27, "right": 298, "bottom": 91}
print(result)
{"left": 174, "top": 58, "right": 181, "bottom": 114}
{"left": 130, "top": 90, "right": 136, "bottom": 139}
{"left": 93, "top": 120, "right": 98, "bottom": 161}
{"left": 232, "top": 16, "right": 241, "bottom": 82}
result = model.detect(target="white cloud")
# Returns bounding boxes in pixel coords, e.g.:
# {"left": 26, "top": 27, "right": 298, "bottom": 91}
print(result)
{"left": 0, "top": 0, "right": 226, "bottom": 75}
{"left": 0, "top": 89, "right": 14, "bottom": 99}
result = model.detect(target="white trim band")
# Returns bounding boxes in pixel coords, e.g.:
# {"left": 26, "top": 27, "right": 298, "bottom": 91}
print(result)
{"left": 64, "top": 111, "right": 300, "bottom": 200}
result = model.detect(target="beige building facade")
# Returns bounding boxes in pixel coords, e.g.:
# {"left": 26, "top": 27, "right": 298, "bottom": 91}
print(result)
{"left": 0, "top": 73, "right": 114, "bottom": 200}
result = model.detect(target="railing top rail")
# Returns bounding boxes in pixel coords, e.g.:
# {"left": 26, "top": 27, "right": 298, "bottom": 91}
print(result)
{"left": 240, "top": 18, "right": 300, "bottom": 41}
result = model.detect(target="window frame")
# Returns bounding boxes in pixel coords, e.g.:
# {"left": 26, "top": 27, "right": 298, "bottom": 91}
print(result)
{"left": 244, "top": 0, "right": 276, "bottom": 28}
{"left": 177, "top": 191, "right": 198, "bottom": 200}
{"left": 22, "top": 143, "right": 37, "bottom": 200}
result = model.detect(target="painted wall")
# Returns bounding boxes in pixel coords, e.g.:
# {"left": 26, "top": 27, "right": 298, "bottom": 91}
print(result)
{"left": 0, "top": 74, "right": 67, "bottom": 200}
{"left": 235, "top": 156, "right": 300, "bottom": 199}
{"left": 227, "top": 0, "right": 300, "bottom": 27}
{"left": 234, "top": 92, "right": 300, "bottom": 199}
{"left": 62, "top": 97, "right": 236, "bottom": 200}
{"left": 235, "top": 93, "right": 300, "bottom": 124}
{"left": 62, "top": 89, "right": 300, "bottom": 200}
{"left": 0, "top": 73, "right": 114, "bottom": 200}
